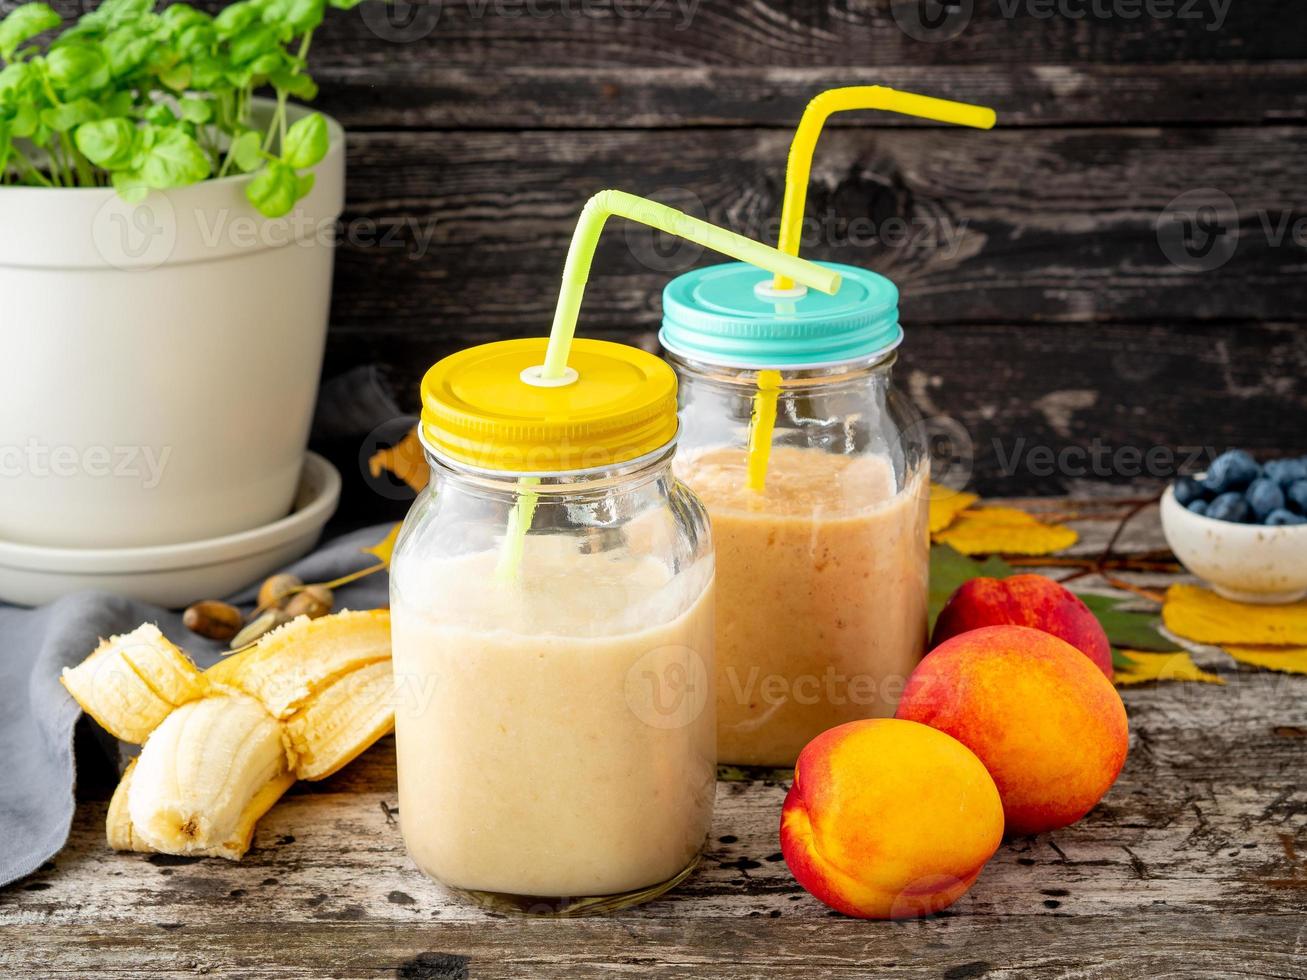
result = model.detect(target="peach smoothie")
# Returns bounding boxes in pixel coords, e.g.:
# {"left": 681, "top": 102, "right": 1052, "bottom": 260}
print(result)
{"left": 678, "top": 445, "right": 928, "bottom": 765}
{"left": 390, "top": 539, "right": 716, "bottom": 902}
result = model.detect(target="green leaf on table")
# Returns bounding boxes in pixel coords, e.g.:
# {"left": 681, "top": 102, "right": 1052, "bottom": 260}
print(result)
{"left": 0, "top": 3, "right": 61, "bottom": 61}
{"left": 1079, "top": 593, "right": 1180, "bottom": 653}
{"left": 928, "top": 545, "right": 1013, "bottom": 631}
{"left": 281, "top": 111, "right": 326, "bottom": 168}
{"left": 75, "top": 116, "right": 136, "bottom": 169}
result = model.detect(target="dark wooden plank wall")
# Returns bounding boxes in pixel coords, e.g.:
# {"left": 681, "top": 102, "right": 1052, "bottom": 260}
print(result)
{"left": 59, "top": 1, "right": 1307, "bottom": 493}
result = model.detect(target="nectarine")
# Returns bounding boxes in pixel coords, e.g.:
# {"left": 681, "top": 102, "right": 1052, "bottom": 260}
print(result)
{"left": 932, "top": 574, "right": 1113, "bottom": 679}
{"left": 897, "top": 625, "right": 1128, "bottom": 836}
{"left": 780, "top": 719, "right": 1004, "bottom": 919}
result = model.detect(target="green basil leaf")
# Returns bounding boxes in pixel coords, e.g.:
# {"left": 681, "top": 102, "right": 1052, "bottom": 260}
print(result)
{"left": 111, "top": 167, "right": 149, "bottom": 202}
{"left": 0, "top": 3, "right": 61, "bottom": 61}
{"left": 270, "top": 68, "right": 316, "bottom": 101}
{"left": 214, "top": 2, "right": 259, "bottom": 39}
{"left": 326, "top": 0, "right": 367, "bottom": 9}
{"left": 162, "top": 4, "right": 211, "bottom": 32}
{"left": 284, "top": 0, "right": 326, "bottom": 32}
{"left": 143, "top": 102, "right": 176, "bottom": 125}
{"left": 245, "top": 159, "right": 298, "bottom": 217}
{"left": 158, "top": 62, "right": 192, "bottom": 91}
{"left": 229, "top": 129, "right": 263, "bottom": 172}
{"left": 179, "top": 97, "right": 212, "bottom": 124}
{"left": 281, "top": 111, "right": 326, "bottom": 169}
{"left": 0, "top": 62, "right": 33, "bottom": 99}
{"left": 46, "top": 43, "right": 111, "bottom": 98}
{"left": 10, "top": 102, "right": 38, "bottom": 138}
{"left": 75, "top": 116, "right": 136, "bottom": 169}
{"left": 102, "top": 32, "right": 155, "bottom": 77}
{"left": 40, "top": 97, "right": 101, "bottom": 132}
{"left": 295, "top": 170, "right": 314, "bottom": 198}
{"left": 138, "top": 126, "right": 210, "bottom": 187}
{"left": 100, "top": 89, "right": 134, "bottom": 117}
{"left": 229, "top": 23, "right": 280, "bottom": 65}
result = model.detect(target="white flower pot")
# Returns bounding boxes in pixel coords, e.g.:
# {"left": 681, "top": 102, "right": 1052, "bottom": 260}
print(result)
{"left": 0, "top": 102, "right": 345, "bottom": 549}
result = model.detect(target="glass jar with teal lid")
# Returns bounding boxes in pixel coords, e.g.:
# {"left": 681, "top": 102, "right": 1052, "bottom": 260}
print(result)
{"left": 660, "top": 260, "right": 929, "bottom": 767}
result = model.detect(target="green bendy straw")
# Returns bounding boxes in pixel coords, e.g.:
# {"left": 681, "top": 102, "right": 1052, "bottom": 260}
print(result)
{"left": 494, "top": 189, "right": 842, "bottom": 581}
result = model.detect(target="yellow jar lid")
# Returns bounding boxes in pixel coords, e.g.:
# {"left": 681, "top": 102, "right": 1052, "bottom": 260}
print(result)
{"left": 420, "top": 338, "right": 679, "bottom": 473}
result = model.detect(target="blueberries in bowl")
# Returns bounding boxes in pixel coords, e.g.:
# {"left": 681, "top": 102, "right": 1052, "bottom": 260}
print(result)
{"left": 1175, "top": 450, "right": 1307, "bottom": 526}
{"left": 1266, "top": 509, "right": 1307, "bottom": 526}
{"left": 1206, "top": 492, "right": 1250, "bottom": 523}
{"left": 1246, "top": 478, "right": 1285, "bottom": 522}
{"left": 1202, "top": 449, "right": 1260, "bottom": 494}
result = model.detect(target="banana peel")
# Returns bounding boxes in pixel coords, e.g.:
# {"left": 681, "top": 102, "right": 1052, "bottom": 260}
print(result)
{"left": 63, "top": 609, "right": 393, "bottom": 860}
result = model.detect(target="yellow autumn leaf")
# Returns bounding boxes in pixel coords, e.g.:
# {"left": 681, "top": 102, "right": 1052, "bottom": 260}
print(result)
{"left": 928, "top": 482, "right": 979, "bottom": 534}
{"left": 933, "top": 506, "right": 1079, "bottom": 556}
{"left": 1223, "top": 645, "right": 1307, "bottom": 675}
{"left": 1114, "top": 649, "right": 1223, "bottom": 686}
{"left": 368, "top": 427, "right": 429, "bottom": 493}
{"left": 1162, "top": 584, "right": 1307, "bottom": 646}
{"left": 362, "top": 523, "right": 401, "bottom": 567}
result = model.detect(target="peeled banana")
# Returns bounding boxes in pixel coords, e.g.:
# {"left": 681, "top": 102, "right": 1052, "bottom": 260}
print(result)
{"left": 62, "top": 609, "right": 393, "bottom": 860}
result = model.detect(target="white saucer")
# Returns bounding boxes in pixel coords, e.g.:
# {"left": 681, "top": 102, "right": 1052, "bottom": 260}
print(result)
{"left": 0, "top": 452, "right": 341, "bottom": 608}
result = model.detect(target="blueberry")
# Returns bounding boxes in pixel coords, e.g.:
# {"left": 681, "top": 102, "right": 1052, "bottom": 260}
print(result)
{"left": 1264, "top": 458, "right": 1307, "bottom": 486}
{"left": 1187, "top": 499, "right": 1209, "bottom": 517}
{"left": 1203, "top": 450, "right": 1261, "bottom": 494}
{"left": 1206, "top": 491, "right": 1251, "bottom": 523}
{"left": 1288, "top": 479, "right": 1307, "bottom": 514}
{"left": 1173, "top": 476, "right": 1207, "bottom": 506}
{"left": 1245, "top": 478, "right": 1286, "bottom": 522}
{"left": 1265, "top": 509, "right": 1307, "bottom": 526}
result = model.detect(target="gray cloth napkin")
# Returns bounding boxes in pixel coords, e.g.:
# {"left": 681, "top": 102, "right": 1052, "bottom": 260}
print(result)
{"left": 0, "top": 524, "right": 393, "bottom": 888}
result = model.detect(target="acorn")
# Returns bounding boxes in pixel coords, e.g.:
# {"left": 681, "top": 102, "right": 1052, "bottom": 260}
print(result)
{"left": 182, "top": 600, "right": 244, "bottom": 642}
{"left": 284, "top": 585, "right": 334, "bottom": 620}
{"left": 257, "top": 573, "right": 303, "bottom": 611}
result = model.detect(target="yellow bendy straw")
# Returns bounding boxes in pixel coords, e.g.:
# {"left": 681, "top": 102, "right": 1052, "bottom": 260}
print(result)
{"left": 541, "top": 189, "right": 841, "bottom": 380}
{"left": 493, "top": 189, "right": 842, "bottom": 581}
{"left": 773, "top": 86, "right": 996, "bottom": 289}
{"left": 739, "top": 86, "right": 996, "bottom": 494}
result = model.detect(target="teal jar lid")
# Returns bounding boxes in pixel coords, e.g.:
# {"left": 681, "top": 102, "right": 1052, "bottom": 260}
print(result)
{"left": 659, "top": 261, "right": 902, "bottom": 369}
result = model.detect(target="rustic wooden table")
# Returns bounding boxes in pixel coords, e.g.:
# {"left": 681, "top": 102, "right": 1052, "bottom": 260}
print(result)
{"left": 2, "top": 500, "right": 1305, "bottom": 978}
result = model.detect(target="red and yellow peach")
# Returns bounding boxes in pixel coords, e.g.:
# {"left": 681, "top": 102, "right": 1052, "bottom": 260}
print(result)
{"left": 931, "top": 574, "right": 1114, "bottom": 679}
{"left": 780, "top": 718, "right": 1004, "bottom": 919}
{"left": 897, "top": 625, "right": 1128, "bottom": 836}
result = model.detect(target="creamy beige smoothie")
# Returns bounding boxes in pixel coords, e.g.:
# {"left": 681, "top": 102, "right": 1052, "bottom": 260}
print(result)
{"left": 677, "top": 445, "right": 928, "bottom": 766}
{"left": 391, "top": 539, "right": 715, "bottom": 902}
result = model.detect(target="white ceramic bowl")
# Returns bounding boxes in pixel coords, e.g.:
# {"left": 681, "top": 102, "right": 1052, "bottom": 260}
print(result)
{"left": 1161, "top": 480, "right": 1307, "bottom": 604}
{"left": 0, "top": 453, "right": 340, "bottom": 608}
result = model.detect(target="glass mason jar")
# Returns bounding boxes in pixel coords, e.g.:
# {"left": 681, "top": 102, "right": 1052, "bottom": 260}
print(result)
{"left": 660, "top": 262, "right": 930, "bottom": 767}
{"left": 390, "top": 338, "right": 716, "bottom": 915}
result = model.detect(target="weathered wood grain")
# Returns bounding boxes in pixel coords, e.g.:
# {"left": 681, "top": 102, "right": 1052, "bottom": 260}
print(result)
{"left": 292, "top": 0, "right": 1307, "bottom": 74}
{"left": 326, "top": 126, "right": 1307, "bottom": 338}
{"left": 1, "top": 916, "right": 1305, "bottom": 978}
{"left": 313, "top": 63, "right": 1307, "bottom": 129}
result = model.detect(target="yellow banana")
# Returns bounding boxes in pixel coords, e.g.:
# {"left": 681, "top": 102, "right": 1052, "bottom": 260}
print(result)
{"left": 127, "top": 694, "right": 293, "bottom": 858}
{"left": 206, "top": 609, "right": 391, "bottom": 718}
{"left": 63, "top": 609, "right": 393, "bottom": 861}
{"left": 60, "top": 625, "right": 203, "bottom": 744}
{"left": 284, "top": 658, "right": 395, "bottom": 780}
